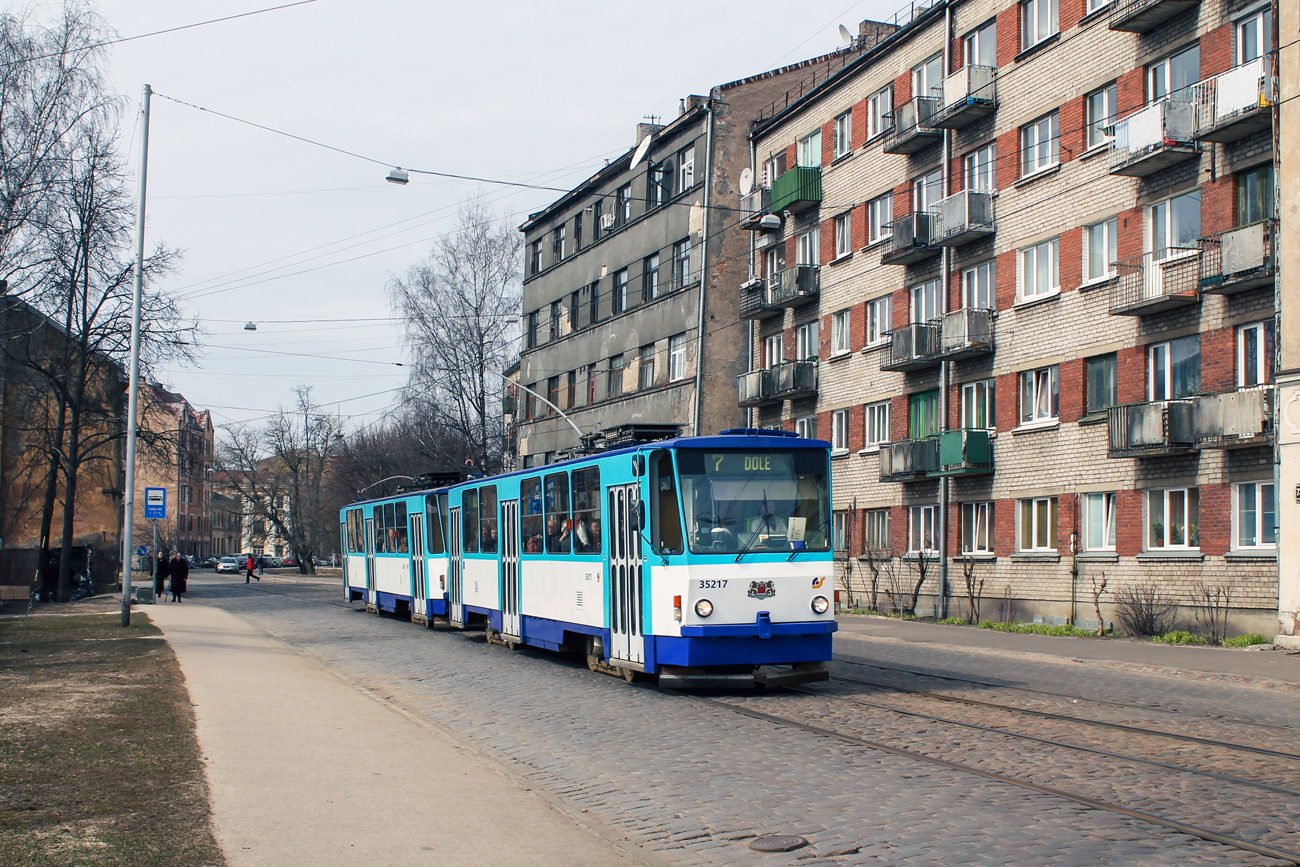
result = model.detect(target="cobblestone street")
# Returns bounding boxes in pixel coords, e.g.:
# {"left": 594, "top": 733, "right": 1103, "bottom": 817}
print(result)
{"left": 185, "top": 573, "right": 1300, "bottom": 867}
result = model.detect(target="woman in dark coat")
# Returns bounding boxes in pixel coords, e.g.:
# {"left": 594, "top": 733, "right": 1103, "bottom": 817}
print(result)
{"left": 168, "top": 552, "right": 189, "bottom": 602}
{"left": 154, "top": 554, "right": 169, "bottom": 600}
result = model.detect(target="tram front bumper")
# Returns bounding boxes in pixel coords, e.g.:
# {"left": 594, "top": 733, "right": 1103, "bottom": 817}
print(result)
{"left": 658, "top": 661, "right": 829, "bottom": 690}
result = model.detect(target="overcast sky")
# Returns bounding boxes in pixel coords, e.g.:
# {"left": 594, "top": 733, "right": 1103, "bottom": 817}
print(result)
{"left": 84, "top": 0, "right": 889, "bottom": 433}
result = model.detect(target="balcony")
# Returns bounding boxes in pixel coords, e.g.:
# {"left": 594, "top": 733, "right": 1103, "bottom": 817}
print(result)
{"left": 939, "top": 308, "right": 994, "bottom": 360}
{"left": 880, "top": 322, "right": 941, "bottom": 372}
{"left": 1110, "top": 250, "right": 1201, "bottom": 315}
{"left": 933, "top": 190, "right": 995, "bottom": 247}
{"left": 770, "top": 166, "right": 822, "bottom": 214}
{"left": 883, "top": 96, "right": 942, "bottom": 154}
{"left": 1107, "top": 401, "right": 1197, "bottom": 457}
{"left": 880, "top": 438, "right": 940, "bottom": 482}
{"left": 1199, "top": 221, "right": 1275, "bottom": 294}
{"left": 880, "top": 212, "right": 941, "bottom": 265}
{"left": 736, "top": 369, "right": 778, "bottom": 407}
{"left": 772, "top": 360, "right": 819, "bottom": 400}
{"left": 935, "top": 429, "right": 993, "bottom": 476}
{"left": 739, "top": 188, "right": 773, "bottom": 230}
{"left": 739, "top": 279, "right": 780, "bottom": 320}
{"left": 933, "top": 66, "right": 997, "bottom": 130}
{"left": 1192, "top": 57, "right": 1274, "bottom": 143}
{"left": 1109, "top": 0, "right": 1200, "bottom": 33}
{"left": 768, "top": 264, "right": 820, "bottom": 308}
{"left": 1108, "top": 100, "right": 1199, "bottom": 177}
{"left": 1193, "top": 386, "right": 1274, "bottom": 449}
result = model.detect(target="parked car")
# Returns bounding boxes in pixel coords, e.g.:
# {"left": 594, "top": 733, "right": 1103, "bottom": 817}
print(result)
{"left": 215, "top": 557, "right": 241, "bottom": 574}
{"left": 199, "top": 556, "right": 219, "bottom": 569}
{"left": 281, "top": 556, "right": 299, "bottom": 567}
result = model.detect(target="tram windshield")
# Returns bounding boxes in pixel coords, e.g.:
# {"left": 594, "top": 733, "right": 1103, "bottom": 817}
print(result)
{"left": 676, "top": 449, "right": 830, "bottom": 555}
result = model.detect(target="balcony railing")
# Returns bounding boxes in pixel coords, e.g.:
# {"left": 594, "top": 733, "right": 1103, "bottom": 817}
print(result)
{"left": 771, "top": 360, "right": 819, "bottom": 400}
{"left": 739, "top": 278, "right": 780, "bottom": 320}
{"left": 1107, "top": 400, "right": 1197, "bottom": 457}
{"left": 883, "top": 96, "right": 942, "bottom": 154}
{"left": 880, "top": 212, "right": 941, "bottom": 265}
{"left": 933, "top": 65, "right": 997, "bottom": 129}
{"left": 1108, "top": 100, "right": 1199, "bottom": 177}
{"left": 933, "top": 190, "right": 995, "bottom": 246}
{"left": 1193, "top": 386, "right": 1274, "bottom": 449}
{"left": 935, "top": 429, "right": 993, "bottom": 476}
{"left": 1110, "top": 249, "right": 1201, "bottom": 315}
{"left": 768, "top": 264, "right": 820, "bottom": 307}
{"left": 1200, "top": 220, "right": 1275, "bottom": 294}
{"left": 939, "top": 308, "right": 994, "bottom": 360}
{"left": 736, "top": 369, "right": 779, "bottom": 407}
{"left": 770, "top": 165, "right": 822, "bottom": 213}
{"left": 1108, "top": 0, "right": 1199, "bottom": 33}
{"left": 1191, "top": 56, "right": 1274, "bottom": 143}
{"left": 880, "top": 438, "right": 940, "bottom": 482}
{"left": 739, "top": 188, "right": 773, "bottom": 230}
{"left": 880, "top": 321, "right": 941, "bottom": 371}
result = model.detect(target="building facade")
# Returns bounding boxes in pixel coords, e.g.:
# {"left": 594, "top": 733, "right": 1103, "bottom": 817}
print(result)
{"left": 135, "top": 385, "right": 215, "bottom": 560}
{"left": 744, "top": 0, "right": 1279, "bottom": 633}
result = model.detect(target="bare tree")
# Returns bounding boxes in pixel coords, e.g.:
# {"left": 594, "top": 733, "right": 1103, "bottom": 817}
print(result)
{"left": 906, "top": 552, "right": 935, "bottom": 616}
{"left": 1191, "top": 580, "right": 1232, "bottom": 645}
{"left": 1089, "top": 572, "right": 1108, "bottom": 637}
{"left": 390, "top": 198, "right": 521, "bottom": 473}
{"left": 859, "top": 544, "right": 892, "bottom": 613}
{"left": 960, "top": 554, "right": 985, "bottom": 624}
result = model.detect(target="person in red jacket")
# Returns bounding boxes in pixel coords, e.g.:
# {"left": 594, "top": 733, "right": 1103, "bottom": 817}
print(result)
{"left": 245, "top": 553, "right": 259, "bottom": 583}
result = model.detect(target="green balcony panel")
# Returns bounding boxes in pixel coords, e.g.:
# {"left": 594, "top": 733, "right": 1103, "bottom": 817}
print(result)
{"left": 770, "top": 166, "right": 822, "bottom": 213}
{"left": 935, "top": 429, "right": 993, "bottom": 475}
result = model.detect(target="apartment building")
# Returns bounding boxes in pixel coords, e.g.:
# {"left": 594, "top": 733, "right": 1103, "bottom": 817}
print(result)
{"left": 137, "top": 385, "right": 216, "bottom": 560}
{"left": 743, "top": 0, "right": 1280, "bottom": 632}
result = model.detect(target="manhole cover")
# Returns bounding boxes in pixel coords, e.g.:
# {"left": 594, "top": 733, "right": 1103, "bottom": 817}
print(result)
{"left": 749, "top": 834, "right": 808, "bottom": 852}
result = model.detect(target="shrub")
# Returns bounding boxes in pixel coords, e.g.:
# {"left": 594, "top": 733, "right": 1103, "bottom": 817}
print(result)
{"left": 976, "top": 621, "right": 1093, "bottom": 637}
{"left": 938, "top": 617, "right": 967, "bottom": 625}
{"left": 1153, "top": 630, "right": 1207, "bottom": 645}
{"left": 1114, "top": 581, "right": 1178, "bottom": 637}
{"left": 1223, "top": 633, "right": 1272, "bottom": 648}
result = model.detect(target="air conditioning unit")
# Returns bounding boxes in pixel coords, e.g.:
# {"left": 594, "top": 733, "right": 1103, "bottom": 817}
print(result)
{"left": 600, "top": 214, "right": 616, "bottom": 231}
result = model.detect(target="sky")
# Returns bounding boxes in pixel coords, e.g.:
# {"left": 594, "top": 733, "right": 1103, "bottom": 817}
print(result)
{"left": 79, "top": 0, "right": 894, "bottom": 435}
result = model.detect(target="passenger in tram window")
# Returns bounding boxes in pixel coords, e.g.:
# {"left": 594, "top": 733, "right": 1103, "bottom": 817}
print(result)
{"left": 589, "top": 519, "right": 601, "bottom": 553}
{"left": 574, "top": 518, "right": 593, "bottom": 553}
{"left": 481, "top": 525, "right": 498, "bottom": 552}
{"left": 525, "top": 532, "right": 543, "bottom": 553}
{"left": 545, "top": 515, "right": 570, "bottom": 554}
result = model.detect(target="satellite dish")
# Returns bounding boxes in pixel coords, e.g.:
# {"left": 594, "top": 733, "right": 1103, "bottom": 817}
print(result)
{"left": 839, "top": 24, "right": 854, "bottom": 46}
{"left": 739, "top": 167, "right": 754, "bottom": 197}
{"left": 631, "top": 135, "right": 652, "bottom": 168}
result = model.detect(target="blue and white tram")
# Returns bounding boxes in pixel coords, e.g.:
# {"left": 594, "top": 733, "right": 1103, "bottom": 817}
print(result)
{"left": 340, "top": 429, "right": 837, "bottom": 687}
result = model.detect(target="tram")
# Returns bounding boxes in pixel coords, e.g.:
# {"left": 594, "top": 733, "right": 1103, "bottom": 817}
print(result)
{"left": 340, "top": 429, "right": 836, "bottom": 687}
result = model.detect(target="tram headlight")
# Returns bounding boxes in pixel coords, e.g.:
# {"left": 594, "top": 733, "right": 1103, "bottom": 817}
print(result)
{"left": 694, "top": 599, "right": 714, "bottom": 618}
{"left": 811, "top": 595, "right": 830, "bottom": 615}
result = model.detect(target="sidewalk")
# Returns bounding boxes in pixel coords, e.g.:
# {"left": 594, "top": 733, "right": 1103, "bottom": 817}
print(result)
{"left": 145, "top": 603, "right": 648, "bottom": 867}
{"left": 835, "top": 614, "right": 1300, "bottom": 689}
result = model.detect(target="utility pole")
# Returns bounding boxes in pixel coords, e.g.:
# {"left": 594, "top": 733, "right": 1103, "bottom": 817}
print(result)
{"left": 1274, "top": 0, "right": 1298, "bottom": 645}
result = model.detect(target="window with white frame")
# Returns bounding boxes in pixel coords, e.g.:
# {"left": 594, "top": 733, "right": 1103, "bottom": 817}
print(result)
{"left": 795, "top": 415, "right": 818, "bottom": 440}
{"left": 831, "top": 308, "right": 852, "bottom": 355}
{"left": 913, "top": 54, "right": 942, "bottom": 99}
{"left": 798, "top": 129, "right": 822, "bottom": 167}
{"left": 909, "top": 504, "right": 939, "bottom": 554}
{"left": 763, "top": 247, "right": 782, "bottom": 289}
{"left": 638, "top": 344, "right": 656, "bottom": 389}
{"left": 1237, "top": 9, "right": 1272, "bottom": 65}
{"left": 669, "top": 332, "right": 687, "bottom": 381}
{"left": 1018, "top": 496, "right": 1058, "bottom": 552}
{"left": 833, "top": 511, "right": 848, "bottom": 551}
{"left": 1082, "top": 492, "right": 1116, "bottom": 552}
{"left": 797, "top": 227, "right": 820, "bottom": 265}
{"left": 965, "top": 143, "right": 997, "bottom": 192}
{"left": 764, "top": 151, "right": 786, "bottom": 186}
{"left": 677, "top": 145, "right": 694, "bottom": 191}
{"left": 831, "top": 408, "right": 849, "bottom": 452}
{"left": 1086, "top": 0, "right": 1111, "bottom": 11}
{"left": 868, "top": 86, "right": 893, "bottom": 139}
{"left": 965, "top": 19, "right": 997, "bottom": 68}
{"left": 1020, "top": 365, "right": 1059, "bottom": 424}
{"left": 914, "top": 168, "right": 943, "bottom": 212}
{"left": 1149, "top": 44, "right": 1200, "bottom": 103}
{"left": 834, "top": 111, "right": 852, "bottom": 157}
{"left": 1086, "top": 353, "right": 1118, "bottom": 414}
{"left": 834, "top": 212, "right": 852, "bottom": 258}
{"left": 1021, "top": 0, "right": 1058, "bottom": 50}
{"left": 1150, "top": 191, "right": 1201, "bottom": 260}
{"left": 1238, "top": 321, "right": 1272, "bottom": 388}
{"left": 1021, "top": 111, "right": 1060, "bottom": 176}
{"left": 764, "top": 333, "right": 784, "bottom": 369}
{"left": 963, "top": 260, "right": 995, "bottom": 309}
{"left": 865, "top": 509, "right": 890, "bottom": 552}
{"left": 1234, "top": 480, "right": 1276, "bottom": 549}
{"left": 673, "top": 238, "right": 692, "bottom": 288}
{"left": 1086, "top": 83, "right": 1117, "bottom": 149}
{"left": 795, "top": 320, "right": 819, "bottom": 360}
{"left": 961, "top": 502, "right": 993, "bottom": 554}
{"left": 911, "top": 278, "right": 941, "bottom": 323}
{"left": 867, "top": 193, "right": 893, "bottom": 245}
{"left": 1148, "top": 335, "right": 1200, "bottom": 400}
{"left": 1147, "top": 487, "right": 1199, "bottom": 550}
{"left": 613, "top": 268, "right": 629, "bottom": 314}
{"left": 1019, "top": 237, "right": 1059, "bottom": 300}
{"left": 961, "top": 379, "right": 995, "bottom": 429}
{"left": 865, "top": 400, "right": 891, "bottom": 446}
{"left": 866, "top": 295, "right": 892, "bottom": 346}
{"left": 1083, "top": 217, "right": 1117, "bottom": 283}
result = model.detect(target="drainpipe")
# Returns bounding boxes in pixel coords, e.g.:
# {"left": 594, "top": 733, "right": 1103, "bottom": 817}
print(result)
{"left": 746, "top": 135, "right": 759, "bottom": 429}
{"left": 691, "top": 100, "right": 716, "bottom": 436}
{"left": 937, "top": 1, "right": 953, "bottom": 620}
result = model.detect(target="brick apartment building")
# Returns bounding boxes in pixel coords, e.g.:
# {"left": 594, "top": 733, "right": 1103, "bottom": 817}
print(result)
{"left": 741, "top": 0, "right": 1280, "bottom": 632}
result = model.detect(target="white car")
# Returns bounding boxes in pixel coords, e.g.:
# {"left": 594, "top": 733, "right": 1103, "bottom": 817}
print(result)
{"left": 215, "top": 557, "right": 242, "bottom": 574}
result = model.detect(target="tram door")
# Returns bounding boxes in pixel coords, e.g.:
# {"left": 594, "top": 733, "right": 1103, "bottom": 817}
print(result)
{"left": 608, "top": 483, "right": 644, "bottom": 665}
{"left": 448, "top": 507, "right": 464, "bottom": 628}
{"left": 339, "top": 516, "right": 348, "bottom": 599}
{"left": 500, "top": 499, "right": 521, "bottom": 639}
{"left": 363, "top": 517, "right": 377, "bottom": 604}
{"left": 409, "top": 512, "right": 427, "bottom": 617}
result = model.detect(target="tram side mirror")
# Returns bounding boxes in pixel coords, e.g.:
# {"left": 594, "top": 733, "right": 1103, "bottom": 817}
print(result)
{"left": 636, "top": 499, "right": 646, "bottom": 531}
{"left": 632, "top": 454, "right": 645, "bottom": 477}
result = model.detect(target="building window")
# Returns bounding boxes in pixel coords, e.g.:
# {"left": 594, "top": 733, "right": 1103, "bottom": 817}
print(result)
{"left": 962, "top": 260, "right": 995, "bottom": 309}
{"left": 1084, "top": 218, "right": 1117, "bottom": 283}
{"left": 961, "top": 502, "right": 993, "bottom": 554}
{"left": 586, "top": 365, "right": 599, "bottom": 404}
{"left": 549, "top": 300, "right": 563, "bottom": 340}
{"left": 572, "top": 365, "right": 588, "bottom": 408}
{"left": 867, "top": 193, "right": 892, "bottom": 245}
{"left": 795, "top": 415, "right": 818, "bottom": 440}
{"left": 1020, "top": 365, "right": 1059, "bottom": 424}
{"left": 797, "top": 129, "right": 821, "bottom": 167}
{"left": 1150, "top": 191, "right": 1201, "bottom": 260}
{"left": 965, "top": 143, "right": 997, "bottom": 192}
{"left": 831, "top": 309, "right": 851, "bottom": 355}
{"left": 764, "top": 151, "right": 786, "bottom": 187}
{"left": 1237, "top": 164, "right": 1274, "bottom": 226}
{"left": 1021, "top": 111, "right": 1059, "bottom": 176}
{"left": 573, "top": 212, "right": 583, "bottom": 252}
{"left": 795, "top": 320, "right": 818, "bottom": 360}
{"left": 1149, "top": 335, "right": 1200, "bottom": 400}
{"left": 528, "top": 240, "right": 544, "bottom": 276}
{"left": 831, "top": 409, "right": 849, "bottom": 452}
{"left": 1147, "top": 487, "right": 1199, "bottom": 550}
{"left": 673, "top": 238, "right": 691, "bottom": 288}
{"left": 796, "top": 227, "right": 820, "bottom": 265}
{"left": 1085, "top": 83, "right": 1117, "bottom": 149}
{"left": 1018, "top": 497, "right": 1058, "bottom": 552}
{"left": 642, "top": 253, "right": 661, "bottom": 302}
{"left": 832, "top": 511, "right": 848, "bottom": 551}
{"left": 914, "top": 168, "right": 942, "bottom": 212}
{"left": 608, "top": 354, "right": 625, "bottom": 399}
{"left": 1087, "top": 0, "right": 1111, "bottom": 11}
{"left": 1021, "top": 0, "right": 1057, "bottom": 50}
{"left": 677, "top": 145, "right": 694, "bottom": 190}
{"left": 910, "top": 390, "right": 940, "bottom": 438}
{"left": 588, "top": 280, "right": 601, "bottom": 325}
{"left": 612, "top": 268, "right": 629, "bottom": 314}
{"left": 1234, "top": 481, "right": 1276, "bottom": 549}
{"left": 615, "top": 184, "right": 632, "bottom": 226}
{"left": 961, "top": 379, "right": 995, "bottom": 430}
{"left": 1237, "top": 8, "right": 1272, "bottom": 64}
{"left": 911, "top": 278, "right": 940, "bottom": 323}
{"left": 867, "top": 86, "right": 892, "bottom": 139}
{"left": 763, "top": 246, "right": 782, "bottom": 290}
{"left": 1086, "top": 353, "right": 1118, "bottom": 414}
{"left": 565, "top": 370, "right": 577, "bottom": 409}
{"left": 638, "top": 344, "right": 656, "bottom": 389}
{"left": 648, "top": 161, "right": 671, "bottom": 207}
{"left": 552, "top": 225, "right": 566, "bottom": 262}
{"left": 965, "top": 19, "right": 997, "bottom": 68}
{"left": 866, "top": 401, "right": 891, "bottom": 446}
{"left": 866, "top": 295, "right": 891, "bottom": 346}
{"left": 592, "top": 200, "right": 603, "bottom": 241}
{"left": 909, "top": 504, "right": 938, "bottom": 554}
{"left": 1239, "top": 321, "right": 1272, "bottom": 388}
{"left": 834, "top": 212, "right": 852, "bottom": 257}
{"left": 546, "top": 376, "right": 560, "bottom": 414}
{"left": 524, "top": 311, "right": 539, "bottom": 349}
{"left": 913, "top": 53, "right": 942, "bottom": 99}
{"left": 764, "top": 333, "right": 784, "bottom": 369}
{"left": 1019, "top": 237, "right": 1059, "bottom": 300}
{"left": 834, "top": 111, "right": 852, "bottom": 157}
{"left": 669, "top": 332, "right": 687, "bottom": 381}
{"left": 1082, "top": 492, "right": 1116, "bottom": 552}
{"left": 1149, "top": 44, "right": 1200, "bottom": 103}
{"left": 865, "top": 509, "right": 890, "bottom": 552}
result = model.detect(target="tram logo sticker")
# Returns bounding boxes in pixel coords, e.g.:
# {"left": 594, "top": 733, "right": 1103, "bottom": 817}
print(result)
{"left": 747, "top": 580, "right": 776, "bottom": 599}
{"left": 811, "top": 575, "right": 826, "bottom": 589}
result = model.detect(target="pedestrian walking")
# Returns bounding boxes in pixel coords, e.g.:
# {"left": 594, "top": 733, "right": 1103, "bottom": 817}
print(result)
{"left": 245, "top": 552, "right": 258, "bottom": 583}
{"left": 154, "top": 553, "right": 169, "bottom": 601}
{"left": 257, "top": 554, "right": 265, "bottom": 576}
{"left": 168, "top": 552, "right": 189, "bottom": 602}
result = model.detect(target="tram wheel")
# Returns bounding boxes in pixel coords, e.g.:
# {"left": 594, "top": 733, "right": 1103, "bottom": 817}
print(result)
{"left": 620, "top": 667, "right": 637, "bottom": 683}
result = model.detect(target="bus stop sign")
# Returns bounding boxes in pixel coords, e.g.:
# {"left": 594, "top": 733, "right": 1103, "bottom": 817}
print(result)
{"left": 144, "top": 487, "right": 166, "bottom": 520}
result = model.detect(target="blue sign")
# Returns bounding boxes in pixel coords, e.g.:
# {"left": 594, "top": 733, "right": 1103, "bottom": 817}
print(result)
{"left": 136, "top": 545, "right": 148, "bottom": 557}
{"left": 144, "top": 487, "right": 167, "bottom": 520}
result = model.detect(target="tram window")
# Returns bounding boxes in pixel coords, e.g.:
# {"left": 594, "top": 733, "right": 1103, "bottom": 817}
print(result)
{"left": 572, "top": 467, "right": 601, "bottom": 554}
{"left": 652, "top": 452, "right": 684, "bottom": 554}
{"left": 374, "top": 505, "right": 387, "bottom": 553}
{"left": 480, "top": 486, "right": 498, "bottom": 553}
{"left": 352, "top": 510, "right": 364, "bottom": 553}
{"left": 394, "top": 501, "right": 408, "bottom": 553}
{"left": 462, "top": 488, "right": 480, "bottom": 553}
{"left": 385, "top": 503, "right": 398, "bottom": 553}
{"left": 425, "top": 495, "right": 445, "bottom": 554}
{"left": 521, "top": 477, "right": 544, "bottom": 552}
{"left": 545, "top": 472, "right": 571, "bottom": 555}
{"left": 345, "top": 509, "right": 358, "bottom": 552}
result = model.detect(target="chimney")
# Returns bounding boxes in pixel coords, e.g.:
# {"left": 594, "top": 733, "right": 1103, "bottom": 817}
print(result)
{"left": 857, "top": 19, "right": 899, "bottom": 50}
{"left": 636, "top": 122, "right": 665, "bottom": 144}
